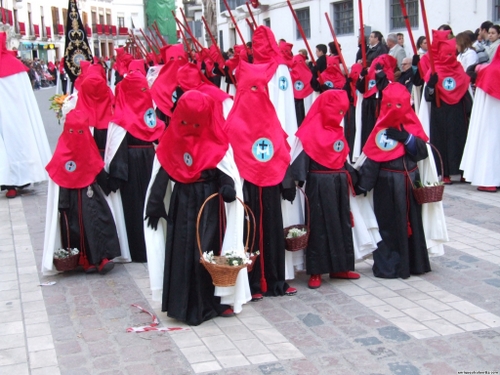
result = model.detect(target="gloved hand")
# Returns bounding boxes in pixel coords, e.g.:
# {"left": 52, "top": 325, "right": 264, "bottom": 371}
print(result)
{"left": 412, "top": 54, "right": 420, "bottom": 66}
{"left": 282, "top": 187, "right": 296, "bottom": 203}
{"left": 297, "top": 181, "right": 305, "bottom": 188}
{"left": 385, "top": 126, "right": 410, "bottom": 143}
{"left": 375, "top": 69, "right": 389, "bottom": 92}
{"left": 219, "top": 185, "right": 236, "bottom": 203}
{"left": 427, "top": 73, "right": 439, "bottom": 89}
{"left": 360, "top": 67, "right": 368, "bottom": 77}
{"left": 354, "top": 185, "right": 367, "bottom": 197}
{"left": 375, "top": 63, "right": 383, "bottom": 72}
{"left": 145, "top": 215, "right": 160, "bottom": 230}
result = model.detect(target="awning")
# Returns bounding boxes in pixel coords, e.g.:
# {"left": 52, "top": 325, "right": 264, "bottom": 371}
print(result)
{"left": 46, "top": 26, "right": 52, "bottom": 38}
{"left": 57, "top": 24, "right": 64, "bottom": 35}
{"left": 19, "top": 22, "right": 26, "bottom": 35}
{"left": 33, "top": 24, "right": 40, "bottom": 38}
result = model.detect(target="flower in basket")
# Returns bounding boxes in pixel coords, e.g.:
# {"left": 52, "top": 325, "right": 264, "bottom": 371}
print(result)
{"left": 415, "top": 180, "right": 444, "bottom": 187}
{"left": 49, "top": 94, "right": 68, "bottom": 124}
{"left": 54, "top": 248, "right": 79, "bottom": 259}
{"left": 286, "top": 227, "right": 307, "bottom": 239}
{"left": 225, "top": 251, "right": 252, "bottom": 266}
{"left": 203, "top": 251, "right": 216, "bottom": 264}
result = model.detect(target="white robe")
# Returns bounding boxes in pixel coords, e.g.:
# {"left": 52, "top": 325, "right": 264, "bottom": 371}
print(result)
{"left": 267, "top": 64, "right": 305, "bottom": 278}
{"left": 460, "top": 88, "right": 500, "bottom": 187}
{"left": 0, "top": 72, "right": 51, "bottom": 187}
{"left": 143, "top": 147, "right": 251, "bottom": 313}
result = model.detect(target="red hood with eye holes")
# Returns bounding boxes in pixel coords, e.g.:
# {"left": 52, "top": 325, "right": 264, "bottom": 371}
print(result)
{"left": 156, "top": 90, "right": 229, "bottom": 183}
{"left": 296, "top": 89, "right": 350, "bottom": 169}
{"left": 46, "top": 110, "right": 104, "bottom": 189}
{"left": 363, "top": 82, "right": 428, "bottom": 162}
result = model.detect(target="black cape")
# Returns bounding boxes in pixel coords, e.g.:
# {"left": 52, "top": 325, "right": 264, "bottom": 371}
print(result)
{"left": 146, "top": 167, "right": 231, "bottom": 326}
{"left": 59, "top": 182, "right": 121, "bottom": 266}
{"left": 358, "top": 138, "right": 431, "bottom": 279}
{"left": 425, "top": 87, "right": 472, "bottom": 176}
{"left": 305, "top": 157, "right": 357, "bottom": 275}
{"left": 108, "top": 133, "right": 156, "bottom": 262}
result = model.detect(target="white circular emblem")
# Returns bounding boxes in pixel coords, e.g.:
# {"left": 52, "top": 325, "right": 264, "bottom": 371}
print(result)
{"left": 65, "top": 161, "right": 77, "bottom": 172}
{"left": 144, "top": 108, "right": 156, "bottom": 128}
{"left": 368, "top": 79, "right": 376, "bottom": 90}
{"left": 183, "top": 152, "right": 193, "bottom": 166}
{"left": 375, "top": 129, "right": 398, "bottom": 151}
{"left": 333, "top": 140, "right": 345, "bottom": 152}
{"left": 172, "top": 90, "right": 178, "bottom": 103}
{"left": 252, "top": 138, "right": 274, "bottom": 162}
{"left": 442, "top": 77, "right": 456, "bottom": 91}
{"left": 294, "top": 80, "right": 304, "bottom": 91}
{"left": 278, "top": 76, "right": 289, "bottom": 91}
{"left": 324, "top": 81, "right": 334, "bottom": 88}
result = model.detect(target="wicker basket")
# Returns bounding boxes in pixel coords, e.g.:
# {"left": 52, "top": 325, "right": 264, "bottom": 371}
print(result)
{"left": 405, "top": 143, "right": 445, "bottom": 205}
{"left": 54, "top": 212, "right": 80, "bottom": 271}
{"left": 197, "top": 193, "right": 250, "bottom": 287}
{"left": 53, "top": 251, "right": 80, "bottom": 272}
{"left": 283, "top": 187, "right": 310, "bottom": 252}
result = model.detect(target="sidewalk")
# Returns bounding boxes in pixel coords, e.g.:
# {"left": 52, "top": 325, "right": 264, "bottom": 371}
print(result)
{"left": 1, "top": 181, "right": 500, "bottom": 375}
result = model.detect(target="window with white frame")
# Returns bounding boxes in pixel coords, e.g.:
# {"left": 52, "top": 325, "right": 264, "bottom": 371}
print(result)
{"left": 295, "top": 7, "right": 310, "bottom": 40}
{"left": 390, "top": 0, "right": 418, "bottom": 30}
{"left": 495, "top": 0, "right": 500, "bottom": 22}
{"left": 333, "top": 1, "right": 353, "bottom": 35}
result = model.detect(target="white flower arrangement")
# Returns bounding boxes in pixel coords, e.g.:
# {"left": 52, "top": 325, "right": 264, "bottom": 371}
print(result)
{"left": 54, "top": 248, "right": 79, "bottom": 259}
{"left": 225, "top": 251, "right": 252, "bottom": 267}
{"left": 203, "top": 251, "right": 216, "bottom": 264}
{"left": 286, "top": 227, "right": 307, "bottom": 239}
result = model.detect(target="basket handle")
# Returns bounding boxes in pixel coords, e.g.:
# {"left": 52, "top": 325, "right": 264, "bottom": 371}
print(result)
{"left": 197, "top": 193, "right": 250, "bottom": 266}
{"left": 243, "top": 203, "right": 256, "bottom": 254}
{"left": 403, "top": 141, "right": 444, "bottom": 188}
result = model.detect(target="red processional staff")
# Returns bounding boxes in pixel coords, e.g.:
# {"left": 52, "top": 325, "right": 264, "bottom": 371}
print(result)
{"left": 222, "top": 0, "right": 252, "bottom": 57}
{"left": 419, "top": 0, "right": 441, "bottom": 107}
{"left": 398, "top": 0, "right": 424, "bottom": 78}
{"left": 245, "top": 2, "right": 258, "bottom": 29}
{"left": 358, "top": 0, "right": 368, "bottom": 91}
{"left": 152, "top": 21, "right": 168, "bottom": 46}
{"left": 286, "top": 0, "right": 324, "bottom": 85}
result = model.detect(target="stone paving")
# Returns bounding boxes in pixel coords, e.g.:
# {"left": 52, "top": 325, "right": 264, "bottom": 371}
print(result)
{"left": 1, "top": 88, "right": 500, "bottom": 375}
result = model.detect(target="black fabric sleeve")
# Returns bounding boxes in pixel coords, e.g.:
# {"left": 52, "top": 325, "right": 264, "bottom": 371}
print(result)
{"left": 424, "top": 85, "right": 435, "bottom": 103}
{"left": 217, "top": 169, "right": 235, "bottom": 189}
{"left": 280, "top": 166, "right": 296, "bottom": 190}
{"left": 58, "top": 188, "right": 71, "bottom": 211}
{"left": 145, "top": 167, "right": 170, "bottom": 220}
{"left": 356, "top": 76, "right": 367, "bottom": 94}
{"left": 290, "top": 150, "right": 308, "bottom": 182}
{"left": 406, "top": 136, "right": 429, "bottom": 163}
{"left": 345, "top": 162, "right": 359, "bottom": 187}
{"left": 108, "top": 137, "right": 128, "bottom": 182}
{"left": 357, "top": 158, "right": 381, "bottom": 192}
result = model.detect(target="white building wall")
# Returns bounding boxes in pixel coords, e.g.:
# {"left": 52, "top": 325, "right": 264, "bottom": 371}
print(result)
{"left": 216, "top": 0, "right": 499, "bottom": 67}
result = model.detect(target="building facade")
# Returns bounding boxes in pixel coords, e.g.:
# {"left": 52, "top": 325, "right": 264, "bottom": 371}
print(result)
{"left": 212, "top": 0, "right": 500, "bottom": 66}
{"left": 0, "top": 0, "right": 145, "bottom": 63}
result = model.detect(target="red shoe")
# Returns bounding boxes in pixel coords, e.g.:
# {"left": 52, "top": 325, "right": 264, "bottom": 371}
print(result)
{"left": 251, "top": 293, "right": 263, "bottom": 302}
{"left": 460, "top": 177, "right": 467, "bottom": 183}
{"left": 98, "top": 259, "right": 114, "bottom": 274}
{"left": 5, "top": 189, "right": 17, "bottom": 198}
{"left": 220, "top": 308, "right": 235, "bottom": 317}
{"left": 81, "top": 258, "right": 97, "bottom": 274}
{"left": 308, "top": 275, "right": 322, "bottom": 289}
{"left": 477, "top": 186, "right": 497, "bottom": 192}
{"left": 330, "top": 271, "right": 360, "bottom": 279}
{"left": 284, "top": 287, "right": 297, "bottom": 296}
{"left": 442, "top": 176, "right": 452, "bottom": 185}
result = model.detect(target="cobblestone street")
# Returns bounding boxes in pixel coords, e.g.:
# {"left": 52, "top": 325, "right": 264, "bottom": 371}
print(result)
{"left": 1, "top": 88, "right": 499, "bottom": 375}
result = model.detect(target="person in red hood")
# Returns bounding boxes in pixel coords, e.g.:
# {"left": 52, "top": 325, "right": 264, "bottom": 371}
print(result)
{"left": 44, "top": 110, "right": 120, "bottom": 274}
{"left": 424, "top": 33, "right": 472, "bottom": 184}
{"left": 357, "top": 82, "right": 431, "bottom": 279}
{"left": 295, "top": 90, "right": 360, "bottom": 289}
{"left": 0, "top": 32, "right": 51, "bottom": 198}
{"left": 356, "top": 54, "right": 398, "bottom": 149}
{"left": 145, "top": 90, "right": 237, "bottom": 325}
{"left": 104, "top": 60, "right": 165, "bottom": 262}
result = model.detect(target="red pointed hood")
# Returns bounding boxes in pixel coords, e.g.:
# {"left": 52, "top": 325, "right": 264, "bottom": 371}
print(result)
{"left": 363, "top": 54, "right": 397, "bottom": 98}
{"left": 320, "top": 56, "right": 346, "bottom": 90}
{"left": 476, "top": 46, "right": 500, "bottom": 100}
{"left": 114, "top": 47, "right": 133, "bottom": 76}
{"left": 74, "top": 60, "right": 91, "bottom": 91}
{"left": 150, "top": 44, "right": 188, "bottom": 117}
{"left": 289, "top": 54, "right": 313, "bottom": 99}
{"left": 177, "top": 62, "right": 230, "bottom": 104}
{"left": 128, "top": 59, "right": 146, "bottom": 75}
{"left": 112, "top": 70, "right": 165, "bottom": 141}
{"left": 363, "top": 82, "right": 429, "bottom": 162}
{"left": 225, "top": 60, "right": 291, "bottom": 186}
{"left": 296, "top": 90, "right": 350, "bottom": 169}
{"left": 46, "top": 110, "right": 104, "bottom": 189}
{"left": 424, "top": 37, "right": 470, "bottom": 105}
{"left": 0, "top": 32, "right": 28, "bottom": 77}
{"left": 75, "top": 68, "right": 114, "bottom": 130}
{"left": 252, "top": 26, "right": 285, "bottom": 69}
{"left": 156, "top": 91, "right": 229, "bottom": 183}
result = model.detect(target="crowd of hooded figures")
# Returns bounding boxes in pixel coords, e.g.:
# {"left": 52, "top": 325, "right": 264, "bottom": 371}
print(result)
{"left": 2, "top": 19, "right": 497, "bottom": 326}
